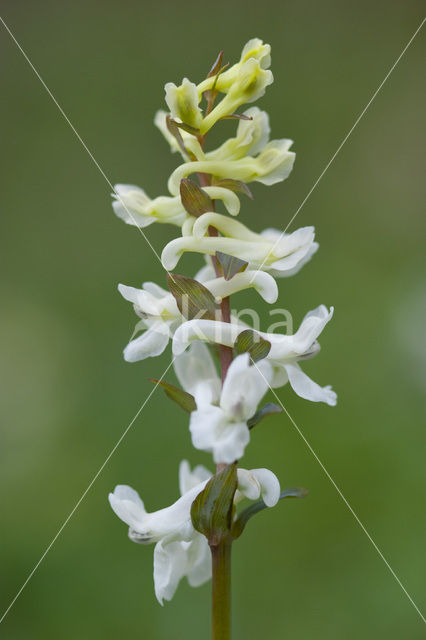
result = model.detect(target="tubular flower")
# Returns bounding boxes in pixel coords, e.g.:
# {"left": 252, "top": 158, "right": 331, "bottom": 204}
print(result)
{"left": 112, "top": 183, "right": 241, "bottom": 229}
{"left": 154, "top": 110, "right": 204, "bottom": 159}
{"left": 195, "top": 39, "right": 273, "bottom": 133}
{"left": 156, "top": 106, "right": 271, "bottom": 163}
{"left": 197, "top": 38, "right": 272, "bottom": 96}
{"left": 172, "top": 306, "right": 336, "bottom": 406}
{"left": 109, "top": 461, "right": 211, "bottom": 605}
{"left": 205, "top": 106, "right": 271, "bottom": 161}
{"left": 119, "top": 269, "right": 278, "bottom": 361}
{"left": 199, "top": 58, "right": 274, "bottom": 134}
{"left": 174, "top": 342, "right": 273, "bottom": 462}
{"left": 164, "top": 77, "right": 203, "bottom": 130}
{"left": 162, "top": 213, "right": 317, "bottom": 277}
{"left": 154, "top": 105, "right": 273, "bottom": 173}
{"left": 109, "top": 460, "right": 280, "bottom": 604}
{"left": 167, "top": 139, "right": 295, "bottom": 195}
{"left": 118, "top": 281, "right": 180, "bottom": 362}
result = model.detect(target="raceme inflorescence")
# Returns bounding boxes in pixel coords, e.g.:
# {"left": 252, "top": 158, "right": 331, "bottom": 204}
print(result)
{"left": 108, "top": 38, "right": 336, "bottom": 637}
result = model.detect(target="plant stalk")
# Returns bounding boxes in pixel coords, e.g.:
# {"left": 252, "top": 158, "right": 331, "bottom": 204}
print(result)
{"left": 198, "top": 169, "right": 233, "bottom": 383}
{"left": 197, "top": 87, "right": 234, "bottom": 639}
{"left": 211, "top": 540, "right": 232, "bottom": 640}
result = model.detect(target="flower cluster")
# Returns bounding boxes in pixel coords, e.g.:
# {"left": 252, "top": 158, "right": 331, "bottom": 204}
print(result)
{"left": 109, "top": 38, "right": 336, "bottom": 605}
{"left": 109, "top": 460, "right": 279, "bottom": 604}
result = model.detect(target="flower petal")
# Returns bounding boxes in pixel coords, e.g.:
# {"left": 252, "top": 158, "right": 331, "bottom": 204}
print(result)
{"left": 165, "top": 77, "right": 203, "bottom": 129}
{"left": 249, "top": 468, "right": 281, "bottom": 506}
{"left": 203, "top": 186, "right": 241, "bottom": 216}
{"left": 154, "top": 109, "right": 203, "bottom": 158}
{"left": 117, "top": 283, "right": 140, "bottom": 305}
{"left": 153, "top": 533, "right": 211, "bottom": 604}
{"left": 220, "top": 354, "right": 272, "bottom": 420}
{"left": 189, "top": 405, "right": 226, "bottom": 452}
{"left": 173, "top": 341, "right": 220, "bottom": 405}
{"left": 205, "top": 107, "right": 270, "bottom": 161}
{"left": 270, "top": 242, "right": 319, "bottom": 278}
{"left": 205, "top": 271, "right": 278, "bottom": 304}
{"left": 112, "top": 184, "right": 153, "bottom": 228}
{"left": 142, "top": 281, "right": 170, "bottom": 298}
{"left": 236, "top": 469, "right": 261, "bottom": 500}
{"left": 153, "top": 537, "right": 189, "bottom": 605}
{"left": 284, "top": 362, "right": 337, "bottom": 406}
{"left": 133, "top": 481, "right": 209, "bottom": 544}
{"left": 236, "top": 468, "right": 280, "bottom": 506}
{"left": 269, "top": 363, "right": 289, "bottom": 388}
{"left": 118, "top": 283, "right": 176, "bottom": 317}
{"left": 161, "top": 236, "right": 269, "bottom": 270}
{"left": 211, "top": 421, "right": 251, "bottom": 464}
{"left": 108, "top": 485, "right": 146, "bottom": 530}
{"left": 189, "top": 406, "right": 250, "bottom": 463}
{"left": 255, "top": 139, "right": 295, "bottom": 186}
{"left": 291, "top": 306, "right": 334, "bottom": 354}
{"left": 173, "top": 319, "right": 245, "bottom": 354}
{"left": 192, "top": 213, "right": 260, "bottom": 242}
{"left": 186, "top": 533, "right": 212, "bottom": 587}
{"left": 123, "top": 324, "right": 170, "bottom": 362}
{"left": 178, "top": 459, "right": 212, "bottom": 496}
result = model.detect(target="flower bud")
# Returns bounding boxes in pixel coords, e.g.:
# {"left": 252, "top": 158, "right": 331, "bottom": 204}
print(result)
{"left": 154, "top": 110, "right": 203, "bottom": 158}
{"left": 164, "top": 77, "right": 203, "bottom": 129}
{"left": 239, "top": 38, "right": 271, "bottom": 69}
{"left": 112, "top": 184, "right": 188, "bottom": 228}
{"left": 228, "top": 58, "right": 273, "bottom": 104}
{"left": 200, "top": 59, "right": 273, "bottom": 134}
{"left": 206, "top": 107, "right": 270, "bottom": 161}
{"left": 254, "top": 139, "right": 295, "bottom": 185}
{"left": 197, "top": 38, "right": 272, "bottom": 95}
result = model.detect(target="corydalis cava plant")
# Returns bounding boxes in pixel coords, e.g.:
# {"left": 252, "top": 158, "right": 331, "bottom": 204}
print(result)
{"left": 109, "top": 38, "right": 336, "bottom": 639}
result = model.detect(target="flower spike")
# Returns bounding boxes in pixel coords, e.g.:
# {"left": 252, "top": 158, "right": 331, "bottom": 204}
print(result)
{"left": 109, "top": 38, "right": 336, "bottom": 619}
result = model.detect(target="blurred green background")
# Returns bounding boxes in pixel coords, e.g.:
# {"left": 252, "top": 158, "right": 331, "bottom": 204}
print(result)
{"left": 1, "top": 1, "right": 425, "bottom": 638}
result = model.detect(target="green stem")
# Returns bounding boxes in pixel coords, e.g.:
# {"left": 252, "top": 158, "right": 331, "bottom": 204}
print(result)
{"left": 197, "top": 87, "right": 234, "bottom": 640}
{"left": 198, "top": 173, "right": 233, "bottom": 383}
{"left": 211, "top": 540, "right": 232, "bottom": 640}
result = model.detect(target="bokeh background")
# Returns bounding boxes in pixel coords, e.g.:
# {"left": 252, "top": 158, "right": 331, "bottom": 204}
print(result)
{"left": 1, "top": 1, "right": 425, "bottom": 638}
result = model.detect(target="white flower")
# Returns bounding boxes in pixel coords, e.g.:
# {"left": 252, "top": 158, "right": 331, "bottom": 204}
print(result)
{"left": 258, "top": 227, "right": 319, "bottom": 278}
{"left": 237, "top": 37, "right": 272, "bottom": 70}
{"left": 112, "top": 184, "right": 187, "bottom": 228}
{"left": 164, "top": 77, "right": 203, "bottom": 129}
{"left": 197, "top": 39, "right": 272, "bottom": 96}
{"left": 112, "top": 183, "right": 242, "bottom": 229}
{"left": 199, "top": 58, "right": 274, "bottom": 134}
{"left": 165, "top": 104, "right": 294, "bottom": 195}
{"left": 167, "top": 139, "right": 295, "bottom": 195}
{"left": 119, "top": 269, "right": 278, "bottom": 362}
{"left": 172, "top": 306, "right": 337, "bottom": 406}
{"left": 154, "top": 110, "right": 205, "bottom": 159}
{"left": 174, "top": 342, "right": 273, "bottom": 463}
{"left": 109, "top": 461, "right": 211, "bottom": 605}
{"left": 109, "top": 460, "right": 280, "bottom": 604}
{"left": 265, "top": 305, "right": 337, "bottom": 405}
{"left": 162, "top": 213, "right": 317, "bottom": 278}
{"left": 235, "top": 467, "right": 280, "bottom": 507}
{"left": 118, "top": 281, "right": 179, "bottom": 362}
{"left": 195, "top": 39, "right": 273, "bottom": 134}
{"left": 200, "top": 107, "right": 294, "bottom": 191}
{"left": 154, "top": 106, "right": 282, "bottom": 187}
{"left": 205, "top": 106, "right": 271, "bottom": 162}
